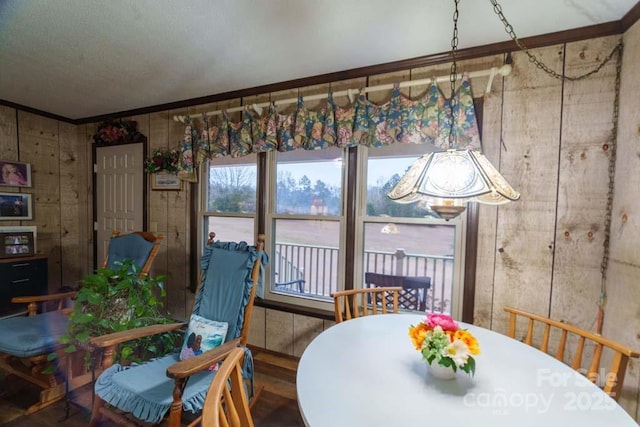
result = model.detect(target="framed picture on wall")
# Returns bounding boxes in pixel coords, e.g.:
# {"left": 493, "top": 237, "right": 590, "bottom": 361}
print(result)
{"left": 0, "top": 230, "right": 34, "bottom": 258}
{"left": 0, "top": 193, "right": 32, "bottom": 220}
{"left": 151, "top": 173, "right": 182, "bottom": 191}
{"left": 0, "top": 226, "right": 37, "bottom": 251}
{"left": 0, "top": 160, "right": 31, "bottom": 187}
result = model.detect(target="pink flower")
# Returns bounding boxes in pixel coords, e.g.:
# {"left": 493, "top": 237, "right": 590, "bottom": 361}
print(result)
{"left": 425, "top": 313, "right": 458, "bottom": 332}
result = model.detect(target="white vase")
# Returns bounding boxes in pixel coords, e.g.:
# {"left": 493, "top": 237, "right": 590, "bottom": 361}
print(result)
{"left": 427, "top": 362, "right": 456, "bottom": 380}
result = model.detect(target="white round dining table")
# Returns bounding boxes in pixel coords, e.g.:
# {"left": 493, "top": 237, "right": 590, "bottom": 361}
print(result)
{"left": 296, "top": 313, "right": 638, "bottom": 427}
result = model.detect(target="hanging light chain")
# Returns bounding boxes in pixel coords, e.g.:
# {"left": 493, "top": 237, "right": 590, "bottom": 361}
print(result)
{"left": 598, "top": 42, "right": 623, "bottom": 310}
{"left": 488, "top": 0, "right": 623, "bottom": 319}
{"left": 448, "top": 0, "right": 460, "bottom": 149}
{"left": 450, "top": 0, "right": 459, "bottom": 95}
{"left": 490, "top": 0, "right": 622, "bottom": 81}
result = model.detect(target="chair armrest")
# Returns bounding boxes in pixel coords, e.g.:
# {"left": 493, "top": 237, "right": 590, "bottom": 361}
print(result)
{"left": 166, "top": 339, "right": 241, "bottom": 379}
{"left": 89, "top": 322, "right": 186, "bottom": 349}
{"left": 11, "top": 291, "right": 77, "bottom": 304}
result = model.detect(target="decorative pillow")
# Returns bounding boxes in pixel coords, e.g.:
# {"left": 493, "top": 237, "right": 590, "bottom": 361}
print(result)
{"left": 179, "top": 314, "right": 228, "bottom": 361}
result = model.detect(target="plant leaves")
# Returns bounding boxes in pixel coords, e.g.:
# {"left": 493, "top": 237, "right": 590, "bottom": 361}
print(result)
{"left": 76, "top": 331, "right": 90, "bottom": 343}
{"left": 87, "top": 292, "right": 104, "bottom": 305}
{"left": 466, "top": 356, "right": 476, "bottom": 376}
{"left": 121, "top": 346, "right": 134, "bottom": 360}
{"left": 63, "top": 257, "right": 177, "bottom": 367}
{"left": 74, "top": 313, "right": 95, "bottom": 324}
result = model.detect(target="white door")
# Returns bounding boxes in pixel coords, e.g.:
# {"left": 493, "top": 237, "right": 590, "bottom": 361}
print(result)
{"left": 95, "top": 143, "right": 145, "bottom": 267}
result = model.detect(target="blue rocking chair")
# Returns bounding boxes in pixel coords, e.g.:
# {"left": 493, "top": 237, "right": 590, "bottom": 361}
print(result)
{"left": 0, "top": 230, "right": 163, "bottom": 414}
{"left": 89, "top": 232, "right": 267, "bottom": 427}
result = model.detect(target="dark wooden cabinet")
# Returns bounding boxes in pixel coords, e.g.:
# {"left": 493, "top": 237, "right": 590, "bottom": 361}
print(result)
{"left": 0, "top": 255, "right": 47, "bottom": 317}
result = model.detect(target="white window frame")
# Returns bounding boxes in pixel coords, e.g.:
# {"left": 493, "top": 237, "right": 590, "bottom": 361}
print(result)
{"left": 262, "top": 148, "right": 348, "bottom": 311}
{"left": 197, "top": 144, "right": 467, "bottom": 317}
{"left": 199, "top": 155, "right": 259, "bottom": 255}
{"left": 354, "top": 145, "right": 467, "bottom": 318}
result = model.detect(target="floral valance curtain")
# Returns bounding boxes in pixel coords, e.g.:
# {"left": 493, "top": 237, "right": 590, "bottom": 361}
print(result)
{"left": 176, "top": 73, "right": 481, "bottom": 181}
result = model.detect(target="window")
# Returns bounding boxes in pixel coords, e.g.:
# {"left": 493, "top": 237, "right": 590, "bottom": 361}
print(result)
{"left": 357, "top": 144, "right": 466, "bottom": 317}
{"left": 200, "top": 144, "right": 466, "bottom": 316}
{"left": 266, "top": 147, "right": 345, "bottom": 310}
{"left": 203, "top": 154, "right": 257, "bottom": 244}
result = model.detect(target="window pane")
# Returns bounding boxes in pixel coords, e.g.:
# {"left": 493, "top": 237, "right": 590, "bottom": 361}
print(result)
{"left": 205, "top": 217, "right": 255, "bottom": 244}
{"left": 367, "top": 145, "right": 438, "bottom": 218}
{"left": 276, "top": 148, "right": 343, "bottom": 215}
{"left": 207, "top": 155, "right": 257, "bottom": 214}
{"left": 363, "top": 222, "right": 455, "bottom": 313}
{"left": 272, "top": 218, "right": 340, "bottom": 300}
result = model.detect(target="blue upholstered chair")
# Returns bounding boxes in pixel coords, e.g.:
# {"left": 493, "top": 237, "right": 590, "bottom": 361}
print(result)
{"left": 0, "top": 231, "right": 163, "bottom": 414}
{"left": 103, "top": 230, "right": 162, "bottom": 274}
{"left": 89, "top": 233, "right": 267, "bottom": 427}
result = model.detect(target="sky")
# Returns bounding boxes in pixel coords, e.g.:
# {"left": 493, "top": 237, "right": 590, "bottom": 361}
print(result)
{"left": 280, "top": 157, "right": 416, "bottom": 188}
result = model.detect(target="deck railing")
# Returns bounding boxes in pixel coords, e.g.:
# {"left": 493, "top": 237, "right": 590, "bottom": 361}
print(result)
{"left": 274, "top": 242, "right": 454, "bottom": 312}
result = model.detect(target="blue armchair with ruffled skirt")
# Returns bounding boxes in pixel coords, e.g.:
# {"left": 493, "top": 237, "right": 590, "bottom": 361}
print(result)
{"left": 88, "top": 233, "right": 267, "bottom": 427}
{"left": 0, "top": 230, "right": 163, "bottom": 414}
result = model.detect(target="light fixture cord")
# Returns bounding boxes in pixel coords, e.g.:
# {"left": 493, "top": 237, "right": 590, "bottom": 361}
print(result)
{"left": 448, "top": 0, "right": 460, "bottom": 149}
{"left": 489, "top": 0, "right": 623, "bottom": 81}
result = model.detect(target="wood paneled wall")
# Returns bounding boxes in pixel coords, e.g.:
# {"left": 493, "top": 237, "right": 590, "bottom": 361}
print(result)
{"left": 1, "top": 30, "right": 639, "bottom": 418}
{"left": 0, "top": 107, "right": 92, "bottom": 292}
{"left": 605, "top": 20, "right": 640, "bottom": 414}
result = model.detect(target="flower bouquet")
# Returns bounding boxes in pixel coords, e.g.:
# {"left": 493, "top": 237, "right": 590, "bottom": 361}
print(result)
{"left": 144, "top": 149, "right": 181, "bottom": 174}
{"left": 93, "top": 120, "right": 146, "bottom": 145}
{"left": 409, "top": 313, "right": 480, "bottom": 376}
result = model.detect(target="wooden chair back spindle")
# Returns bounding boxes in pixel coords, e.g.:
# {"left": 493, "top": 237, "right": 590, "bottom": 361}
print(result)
{"left": 331, "top": 287, "right": 401, "bottom": 323}
{"left": 202, "top": 347, "right": 254, "bottom": 427}
{"left": 504, "top": 306, "right": 640, "bottom": 401}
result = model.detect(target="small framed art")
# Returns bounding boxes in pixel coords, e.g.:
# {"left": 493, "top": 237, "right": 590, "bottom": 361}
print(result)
{"left": 0, "top": 230, "right": 35, "bottom": 258}
{"left": 151, "top": 173, "right": 182, "bottom": 191}
{"left": 0, "top": 192, "right": 32, "bottom": 220}
{"left": 0, "top": 160, "right": 31, "bottom": 187}
{"left": 0, "top": 226, "right": 37, "bottom": 251}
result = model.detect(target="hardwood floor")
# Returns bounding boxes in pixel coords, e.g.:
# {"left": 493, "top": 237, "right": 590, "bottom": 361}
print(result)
{"left": 0, "top": 347, "right": 304, "bottom": 426}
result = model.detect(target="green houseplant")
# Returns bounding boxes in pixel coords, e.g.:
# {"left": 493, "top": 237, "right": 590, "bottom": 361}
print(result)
{"left": 48, "top": 260, "right": 180, "bottom": 369}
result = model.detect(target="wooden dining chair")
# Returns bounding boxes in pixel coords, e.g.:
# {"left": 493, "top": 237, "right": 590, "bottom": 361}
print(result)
{"left": 504, "top": 306, "right": 640, "bottom": 400}
{"left": 201, "top": 347, "right": 254, "bottom": 427}
{"left": 331, "top": 287, "right": 402, "bottom": 323}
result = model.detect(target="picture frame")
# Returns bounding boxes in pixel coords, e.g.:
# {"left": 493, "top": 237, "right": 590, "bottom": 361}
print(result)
{"left": 0, "top": 226, "right": 37, "bottom": 252}
{"left": 0, "top": 230, "right": 35, "bottom": 258}
{"left": 151, "top": 173, "right": 182, "bottom": 191}
{"left": 0, "top": 160, "right": 32, "bottom": 187}
{"left": 0, "top": 193, "right": 32, "bottom": 220}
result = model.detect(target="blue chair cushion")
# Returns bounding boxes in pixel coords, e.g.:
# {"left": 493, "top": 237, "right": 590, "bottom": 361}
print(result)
{"left": 0, "top": 311, "right": 68, "bottom": 357}
{"left": 95, "top": 353, "right": 216, "bottom": 424}
{"left": 194, "top": 241, "right": 264, "bottom": 340}
{"left": 106, "top": 233, "right": 155, "bottom": 271}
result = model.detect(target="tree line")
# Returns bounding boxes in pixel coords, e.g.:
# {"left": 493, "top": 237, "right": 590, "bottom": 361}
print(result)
{"left": 207, "top": 166, "right": 431, "bottom": 218}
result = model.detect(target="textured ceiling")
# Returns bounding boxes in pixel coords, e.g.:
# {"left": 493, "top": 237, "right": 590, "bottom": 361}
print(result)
{"left": 0, "top": 0, "right": 636, "bottom": 120}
